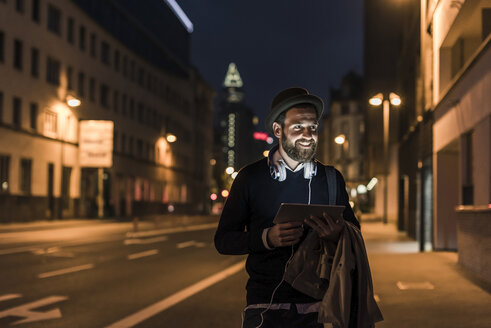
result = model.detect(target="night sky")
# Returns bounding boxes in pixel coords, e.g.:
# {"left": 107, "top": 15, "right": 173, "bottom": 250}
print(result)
{"left": 177, "top": 0, "right": 364, "bottom": 128}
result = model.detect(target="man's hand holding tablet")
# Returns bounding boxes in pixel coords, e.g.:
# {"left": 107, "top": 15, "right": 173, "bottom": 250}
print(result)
{"left": 272, "top": 203, "right": 345, "bottom": 242}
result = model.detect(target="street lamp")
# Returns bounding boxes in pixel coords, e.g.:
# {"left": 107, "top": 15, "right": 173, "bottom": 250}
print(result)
{"left": 368, "top": 92, "right": 401, "bottom": 224}
{"left": 166, "top": 133, "right": 177, "bottom": 143}
{"left": 66, "top": 95, "right": 81, "bottom": 107}
{"left": 334, "top": 134, "right": 346, "bottom": 145}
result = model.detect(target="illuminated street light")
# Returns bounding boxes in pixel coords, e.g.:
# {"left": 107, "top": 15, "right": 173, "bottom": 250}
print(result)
{"left": 210, "top": 158, "right": 216, "bottom": 166}
{"left": 221, "top": 189, "right": 229, "bottom": 198}
{"left": 334, "top": 134, "right": 346, "bottom": 145}
{"left": 368, "top": 93, "right": 383, "bottom": 106}
{"left": 263, "top": 150, "right": 269, "bottom": 157}
{"left": 369, "top": 92, "right": 401, "bottom": 224}
{"left": 389, "top": 92, "right": 401, "bottom": 106}
{"left": 210, "top": 193, "right": 218, "bottom": 201}
{"left": 66, "top": 95, "right": 81, "bottom": 107}
{"left": 225, "top": 167, "right": 234, "bottom": 175}
{"left": 231, "top": 171, "right": 238, "bottom": 179}
{"left": 166, "top": 134, "right": 177, "bottom": 143}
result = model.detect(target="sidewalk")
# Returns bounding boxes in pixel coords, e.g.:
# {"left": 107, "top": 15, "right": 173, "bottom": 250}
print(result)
{"left": 362, "top": 221, "right": 491, "bottom": 328}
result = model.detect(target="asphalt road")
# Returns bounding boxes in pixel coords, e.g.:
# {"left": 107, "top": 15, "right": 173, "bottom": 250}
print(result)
{"left": 0, "top": 222, "right": 247, "bottom": 328}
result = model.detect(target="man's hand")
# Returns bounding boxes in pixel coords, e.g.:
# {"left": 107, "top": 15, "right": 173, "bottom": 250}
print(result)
{"left": 267, "top": 222, "right": 304, "bottom": 248}
{"left": 304, "top": 212, "right": 344, "bottom": 241}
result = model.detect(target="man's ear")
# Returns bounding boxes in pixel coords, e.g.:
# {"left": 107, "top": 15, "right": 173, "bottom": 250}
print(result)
{"left": 272, "top": 122, "right": 282, "bottom": 139}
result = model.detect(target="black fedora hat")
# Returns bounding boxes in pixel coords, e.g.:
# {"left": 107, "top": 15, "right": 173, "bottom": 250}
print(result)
{"left": 265, "top": 87, "right": 323, "bottom": 135}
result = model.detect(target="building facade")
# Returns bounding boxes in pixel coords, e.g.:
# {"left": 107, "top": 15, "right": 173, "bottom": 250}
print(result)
{"left": 421, "top": 0, "right": 490, "bottom": 250}
{"left": 319, "top": 72, "right": 369, "bottom": 211}
{"left": 0, "top": 0, "right": 214, "bottom": 221}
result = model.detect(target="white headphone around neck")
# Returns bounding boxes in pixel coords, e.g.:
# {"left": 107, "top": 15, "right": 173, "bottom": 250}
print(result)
{"left": 268, "top": 145, "right": 317, "bottom": 182}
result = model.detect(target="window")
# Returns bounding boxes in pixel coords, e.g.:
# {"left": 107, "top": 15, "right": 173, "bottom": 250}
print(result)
{"left": 15, "top": 0, "right": 24, "bottom": 13}
{"left": 89, "top": 77, "right": 95, "bottom": 102}
{"left": 137, "top": 103, "right": 144, "bottom": 123}
{"left": 13, "top": 97, "right": 21, "bottom": 128}
{"left": 13, "top": 39, "right": 23, "bottom": 70}
{"left": 129, "top": 97, "right": 134, "bottom": 118}
{"left": 66, "top": 66, "right": 73, "bottom": 90}
{"left": 47, "top": 4, "right": 61, "bottom": 36}
{"left": 31, "top": 0, "right": 40, "bottom": 23}
{"left": 122, "top": 55, "right": 127, "bottom": 77}
{"left": 138, "top": 67, "right": 144, "bottom": 86}
{"left": 44, "top": 110, "right": 57, "bottom": 134}
{"left": 79, "top": 25, "right": 86, "bottom": 51}
{"left": 90, "top": 33, "right": 96, "bottom": 57}
{"left": 30, "top": 102, "right": 37, "bottom": 130}
{"left": 341, "top": 104, "right": 349, "bottom": 115}
{"left": 137, "top": 139, "right": 143, "bottom": 158}
{"left": 30, "top": 47, "right": 39, "bottom": 77}
{"left": 113, "top": 90, "right": 119, "bottom": 113}
{"left": 19, "top": 158, "right": 32, "bottom": 194}
{"left": 101, "top": 41, "right": 110, "bottom": 65}
{"left": 128, "top": 136, "right": 134, "bottom": 155}
{"left": 46, "top": 57, "right": 60, "bottom": 85}
{"left": 114, "top": 49, "right": 120, "bottom": 72}
{"left": 0, "top": 31, "right": 4, "bottom": 63}
{"left": 100, "top": 84, "right": 109, "bottom": 108}
{"left": 67, "top": 17, "right": 74, "bottom": 44}
{"left": 0, "top": 155, "right": 10, "bottom": 193}
{"left": 121, "top": 93, "right": 127, "bottom": 116}
{"left": 121, "top": 133, "right": 126, "bottom": 153}
{"left": 77, "top": 72, "right": 85, "bottom": 98}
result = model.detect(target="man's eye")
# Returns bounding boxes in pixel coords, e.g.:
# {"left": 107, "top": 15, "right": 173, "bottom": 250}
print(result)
{"left": 310, "top": 125, "right": 318, "bottom": 131}
{"left": 293, "top": 125, "right": 302, "bottom": 130}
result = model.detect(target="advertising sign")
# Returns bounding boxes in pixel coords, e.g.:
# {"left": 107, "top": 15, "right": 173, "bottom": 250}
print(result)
{"left": 79, "top": 120, "right": 114, "bottom": 167}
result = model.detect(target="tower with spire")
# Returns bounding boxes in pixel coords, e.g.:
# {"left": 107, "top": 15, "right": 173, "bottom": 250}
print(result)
{"left": 217, "top": 63, "right": 259, "bottom": 174}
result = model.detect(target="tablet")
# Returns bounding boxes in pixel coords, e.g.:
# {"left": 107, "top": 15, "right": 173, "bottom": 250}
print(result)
{"left": 273, "top": 203, "right": 346, "bottom": 224}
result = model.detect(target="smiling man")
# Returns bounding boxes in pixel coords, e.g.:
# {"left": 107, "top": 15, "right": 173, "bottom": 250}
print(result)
{"left": 214, "top": 87, "right": 360, "bottom": 328}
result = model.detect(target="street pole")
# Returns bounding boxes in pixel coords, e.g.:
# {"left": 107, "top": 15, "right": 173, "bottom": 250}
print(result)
{"left": 98, "top": 167, "right": 104, "bottom": 218}
{"left": 383, "top": 99, "right": 390, "bottom": 224}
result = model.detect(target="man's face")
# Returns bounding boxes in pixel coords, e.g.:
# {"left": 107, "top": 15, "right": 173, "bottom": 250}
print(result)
{"left": 275, "top": 107, "right": 318, "bottom": 163}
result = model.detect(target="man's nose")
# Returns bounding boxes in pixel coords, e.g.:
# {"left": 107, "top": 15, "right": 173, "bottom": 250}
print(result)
{"left": 301, "top": 128, "right": 313, "bottom": 138}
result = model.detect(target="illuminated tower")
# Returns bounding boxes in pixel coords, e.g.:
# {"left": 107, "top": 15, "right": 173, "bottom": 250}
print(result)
{"left": 218, "top": 63, "right": 258, "bottom": 173}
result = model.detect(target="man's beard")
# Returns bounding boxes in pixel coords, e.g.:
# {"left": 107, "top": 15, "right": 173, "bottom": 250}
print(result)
{"left": 281, "top": 133, "right": 317, "bottom": 162}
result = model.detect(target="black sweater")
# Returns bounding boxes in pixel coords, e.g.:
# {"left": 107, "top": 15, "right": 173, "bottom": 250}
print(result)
{"left": 214, "top": 157, "right": 360, "bottom": 305}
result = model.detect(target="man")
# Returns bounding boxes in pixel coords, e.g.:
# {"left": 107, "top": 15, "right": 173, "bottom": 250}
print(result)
{"left": 214, "top": 87, "right": 360, "bottom": 327}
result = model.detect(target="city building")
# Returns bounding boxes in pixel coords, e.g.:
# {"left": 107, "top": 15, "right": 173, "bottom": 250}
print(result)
{"left": 395, "top": 0, "right": 431, "bottom": 249}
{"left": 0, "top": 0, "right": 214, "bottom": 221}
{"left": 421, "top": 0, "right": 490, "bottom": 250}
{"left": 318, "top": 72, "right": 369, "bottom": 211}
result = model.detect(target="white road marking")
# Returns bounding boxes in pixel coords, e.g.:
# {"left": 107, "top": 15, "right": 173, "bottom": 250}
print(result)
{"left": 124, "top": 236, "right": 168, "bottom": 245}
{"left": 176, "top": 240, "right": 206, "bottom": 249}
{"left": 396, "top": 281, "right": 435, "bottom": 290}
{"left": 0, "top": 222, "right": 217, "bottom": 256}
{"left": 0, "top": 295, "right": 68, "bottom": 325}
{"left": 126, "top": 222, "right": 217, "bottom": 238}
{"left": 0, "top": 294, "right": 22, "bottom": 302}
{"left": 38, "top": 264, "right": 95, "bottom": 279}
{"left": 127, "top": 249, "right": 159, "bottom": 260}
{"left": 105, "top": 260, "right": 246, "bottom": 328}
{"left": 32, "top": 247, "right": 74, "bottom": 258}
